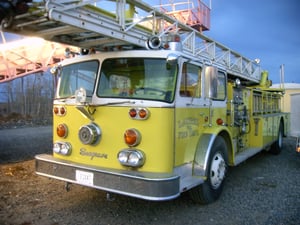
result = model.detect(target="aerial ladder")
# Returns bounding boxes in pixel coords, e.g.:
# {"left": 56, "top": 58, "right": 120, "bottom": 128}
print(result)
{"left": 1, "top": 0, "right": 261, "bottom": 84}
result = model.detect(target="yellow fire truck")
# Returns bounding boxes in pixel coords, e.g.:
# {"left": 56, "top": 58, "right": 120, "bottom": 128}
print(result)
{"left": 2, "top": 0, "right": 289, "bottom": 204}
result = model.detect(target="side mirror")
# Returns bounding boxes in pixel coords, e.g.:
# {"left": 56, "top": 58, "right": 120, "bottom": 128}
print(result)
{"left": 50, "top": 65, "right": 61, "bottom": 76}
{"left": 75, "top": 87, "right": 87, "bottom": 104}
{"left": 204, "top": 66, "right": 218, "bottom": 99}
{"left": 166, "top": 53, "right": 179, "bottom": 70}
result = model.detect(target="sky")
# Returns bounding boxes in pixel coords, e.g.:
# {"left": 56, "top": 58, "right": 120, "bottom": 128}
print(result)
{"left": 1, "top": 0, "right": 299, "bottom": 84}
{"left": 205, "top": 0, "right": 300, "bottom": 84}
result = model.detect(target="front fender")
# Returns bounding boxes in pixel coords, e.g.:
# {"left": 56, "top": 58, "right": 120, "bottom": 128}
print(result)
{"left": 193, "top": 133, "right": 217, "bottom": 177}
{"left": 193, "top": 127, "right": 232, "bottom": 176}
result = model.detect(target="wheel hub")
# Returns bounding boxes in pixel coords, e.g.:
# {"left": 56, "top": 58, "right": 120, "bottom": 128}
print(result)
{"left": 210, "top": 152, "right": 226, "bottom": 189}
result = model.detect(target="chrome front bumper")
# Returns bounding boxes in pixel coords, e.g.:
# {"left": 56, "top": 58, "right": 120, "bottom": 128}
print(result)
{"left": 35, "top": 154, "right": 180, "bottom": 201}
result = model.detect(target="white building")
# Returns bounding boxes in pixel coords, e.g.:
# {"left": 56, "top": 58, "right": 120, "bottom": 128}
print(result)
{"left": 272, "top": 83, "right": 300, "bottom": 136}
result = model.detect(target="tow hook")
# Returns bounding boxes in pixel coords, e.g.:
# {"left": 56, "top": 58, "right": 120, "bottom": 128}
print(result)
{"left": 106, "top": 192, "right": 115, "bottom": 201}
{"left": 65, "top": 182, "right": 71, "bottom": 192}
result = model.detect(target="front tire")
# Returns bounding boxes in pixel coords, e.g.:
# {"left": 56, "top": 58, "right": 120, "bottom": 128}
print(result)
{"left": 189, "top": 136, "right": 228, "bottom": 204}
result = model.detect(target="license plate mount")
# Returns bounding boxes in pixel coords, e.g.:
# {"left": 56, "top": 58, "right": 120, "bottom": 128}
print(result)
{"left": 75, "top": 170, "right": 94, "bottom": 186}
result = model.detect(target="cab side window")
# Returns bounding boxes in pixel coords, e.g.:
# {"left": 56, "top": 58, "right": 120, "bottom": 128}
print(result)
{"left": 180, "top": 63, "right": 201, "bottom": 98}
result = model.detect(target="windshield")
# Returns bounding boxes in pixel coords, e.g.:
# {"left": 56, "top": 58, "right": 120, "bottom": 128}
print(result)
{"left": 97, "top": 58, "right": 177, "bottom": 102}
{"left": 57, "top": 60, "right": 99, "bottom": 98}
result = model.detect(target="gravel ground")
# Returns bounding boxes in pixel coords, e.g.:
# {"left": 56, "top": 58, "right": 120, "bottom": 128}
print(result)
{"left": 0, "top": 126, "right": 299, "bottom": 225}
{"left": 0, "top": 126, "right": 52, "bottom": 163}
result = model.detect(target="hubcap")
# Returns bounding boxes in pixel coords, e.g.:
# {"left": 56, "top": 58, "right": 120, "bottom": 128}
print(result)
{"left": 278, "top": 130, "right": 283, "bottom": 148}
{"left": 210, "top": 152, "right": 226, "bottom": 189}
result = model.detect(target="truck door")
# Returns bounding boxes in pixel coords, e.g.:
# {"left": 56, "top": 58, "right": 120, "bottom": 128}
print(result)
{"left": 174, "top": 60, "right": 206, "bottom": 167}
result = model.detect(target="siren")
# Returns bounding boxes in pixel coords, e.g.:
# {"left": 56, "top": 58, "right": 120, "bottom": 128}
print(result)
{"left": 146, "top": 36, "right": 162, "bottom": 49}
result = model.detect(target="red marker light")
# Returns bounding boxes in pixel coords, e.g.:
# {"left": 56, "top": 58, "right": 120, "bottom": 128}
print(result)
{"left": 129, "top": 108, "right": 137, "bottom": 118}
{"left": 60, "top": 107, "right": 66, "bottom": 115}
{"left": 139, "top": 109, "right": 147, "bottom": 118}
{"left": 216, "top": 118, "right": 224, "bottom": 125}
{"left": 53, "top": 106, "right": 59, "bottom": 115}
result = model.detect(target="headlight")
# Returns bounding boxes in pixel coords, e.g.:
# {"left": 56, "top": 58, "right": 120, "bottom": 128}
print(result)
{"left": 117, "top": 149, "right": 145, "bottom": 167}
{"left": 53, "top": 142, "right": 61, "bottom": 153}
{"left": 53, "top": 142, "right": 72, "bottom": 155}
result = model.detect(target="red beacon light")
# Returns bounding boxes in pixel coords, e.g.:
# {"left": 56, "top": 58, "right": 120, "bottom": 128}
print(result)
{"left": 171, "top": 34, "right": 181, "bottom": 42}
{"left": 167, "top": 33, "right": 182, "bottom": 51}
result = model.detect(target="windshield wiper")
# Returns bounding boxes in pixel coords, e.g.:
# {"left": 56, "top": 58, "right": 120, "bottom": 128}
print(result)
{"left": 54, "top": 95, "right": 76, "bottom": 101}
{"left": 54, "top": 97, "right": 135, "bottom": 106}
{"left": 95, "top": 100, "right": 136, "bottom": 106}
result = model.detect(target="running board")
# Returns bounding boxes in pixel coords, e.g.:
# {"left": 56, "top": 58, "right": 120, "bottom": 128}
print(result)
{"left": 234, "top": 147, "right": 263, "bottom": 166}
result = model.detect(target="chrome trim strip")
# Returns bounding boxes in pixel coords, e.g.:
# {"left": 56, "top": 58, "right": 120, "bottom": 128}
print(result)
{"left": 35, "top": 154, "right": 180, "bottom": 201}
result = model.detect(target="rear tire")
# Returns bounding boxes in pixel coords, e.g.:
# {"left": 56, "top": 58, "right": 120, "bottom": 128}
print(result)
{"left": 189, "top": 136, "right": 228, "bottom": 204}
{"left": 270, "top": 121, "right": 283, "bottom": 155}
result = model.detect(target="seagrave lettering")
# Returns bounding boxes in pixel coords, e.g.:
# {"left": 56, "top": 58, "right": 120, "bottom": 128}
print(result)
{"left": 80, "top": 148, "right": 108, "bottom": 160}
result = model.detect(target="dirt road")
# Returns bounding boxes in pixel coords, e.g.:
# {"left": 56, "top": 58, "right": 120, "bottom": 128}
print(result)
{"left": 0, "top": 127, "right": 299, "bottom": 225}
